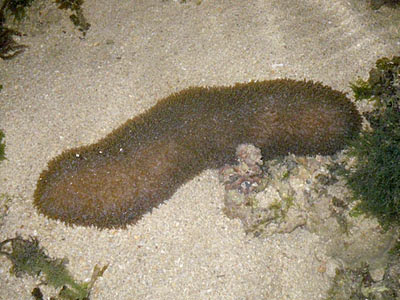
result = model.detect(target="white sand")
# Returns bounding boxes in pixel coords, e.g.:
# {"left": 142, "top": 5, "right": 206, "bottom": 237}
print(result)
{"left": 0, "top": 0, "right": 399, "bottom": 299}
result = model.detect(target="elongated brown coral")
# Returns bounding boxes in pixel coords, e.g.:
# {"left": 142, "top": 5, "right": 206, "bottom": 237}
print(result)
{"left": 33, "top": 79, "right": 361, "bottom": 229}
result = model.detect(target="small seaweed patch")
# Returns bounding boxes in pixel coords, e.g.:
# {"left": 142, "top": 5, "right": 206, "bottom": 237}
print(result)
{"left": 0, "top": 193, "right": 12, "bottom": 227}
{"left": 1, "top": 0, "right": 35, "bottom": 22}
{"left": 0, "top": 129, "right": 5, "bottom": 161}
{"left": 55, "top": 0, "right": 90, "bottom": 36}
{"left": 327, "top": 235, "right": 400, "bottom": 299}
{"left": 0, "top": 26, "right": 26, "bottom": 59}
{"left": 0, "top": 0, "right": 90, "bottom": 59}
{"left": 0, "top": 0, "right": 35, "bottom": 59}
{"left": 325, "top": 258, "right": 400, "bottom": 300}
{"left": 0, "top": 235, "right": 108, "bottom": 300}
{"left": 367, "top": 0, "right": 400, "bottom": 10}
{"left": 345, "top": 56, "right": 400, "bottom": 228}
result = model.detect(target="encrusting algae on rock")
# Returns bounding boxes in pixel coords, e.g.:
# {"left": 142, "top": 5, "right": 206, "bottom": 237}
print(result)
{"left": 33, "top": 79, "right": 362, "bottom": 229}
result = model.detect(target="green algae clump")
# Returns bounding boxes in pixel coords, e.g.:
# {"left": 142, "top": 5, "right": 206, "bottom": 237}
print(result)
{"left": 0, "top": 235, "right": 107, "bottom": 299}
{"left": 0, "top": 129, "right": 5, "bottom": 161}
{"left": 346, "top": 56, "right": 400, "bottom": 228}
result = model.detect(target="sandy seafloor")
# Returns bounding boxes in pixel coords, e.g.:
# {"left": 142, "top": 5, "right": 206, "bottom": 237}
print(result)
{"left": 0, "top": 0, "right": 399, "bottom": 299}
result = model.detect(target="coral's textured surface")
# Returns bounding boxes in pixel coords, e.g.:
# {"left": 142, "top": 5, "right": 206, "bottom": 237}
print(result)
{"left": 34, "top": 79, "right": 361, "bottom": 228}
